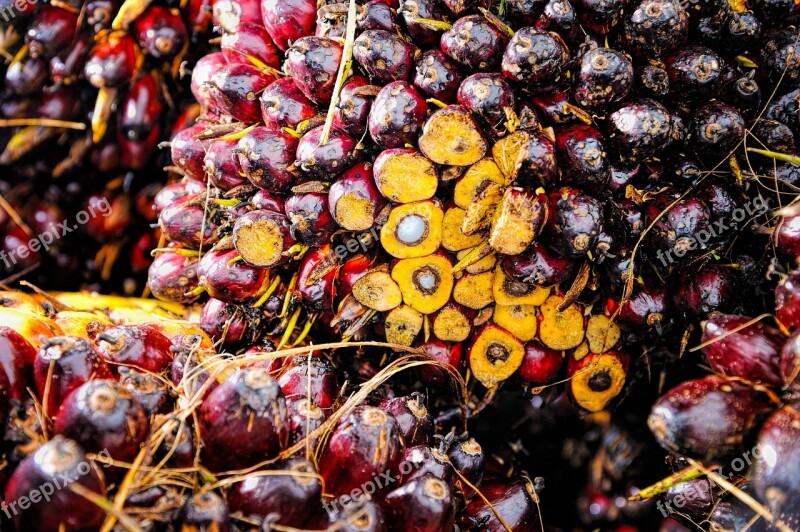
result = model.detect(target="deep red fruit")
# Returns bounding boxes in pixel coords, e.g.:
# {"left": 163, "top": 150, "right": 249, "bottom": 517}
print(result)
{"left": 402, "top": 445, "right": 452, "bottom": 483}
{"left": 296, "top": 126, "right": 363, "bottom": 178}
{"left": 457, "top": 73, "right": 516, "bottom": 138}
{"left": 148, "top": 251, "right": 201, "bottom": 304}
{"left": 133, "top": 6, "right": 188, "bottom": 59}
{"left": 0, "top": 325, "right": 37, "bottom": 401}
{"left": 221, "top": 22, "right": 280, "bottom": 68}
{"left": 199, "top": 297, "right": 252, "bottom": 347}
{"left": 775, "top": 214, "right": 800, "bottom": 263}
{"left": 285, "top": 36, "right": 343, "bottom": 105}
{"left": 94, "top": 324, "right": 174, "bottom": 374}
{"left": 49, "top": 32, "right": 90, "bottom": 85}
{"left": 158, "top": 200, "right": 221, "bottom": 250}
{"left": 382, "top": 475, "right": 455, "bottom": 530}
{"left": 701, "top": 314, "right": 784, "bottom": 386}
{"left": 501, "top": 243, "right": 573, "bottom": 286}
{"left": 26, "top": 5, "right": 78, "bottom": 59}
{"left": 84, "top": 34, "right": 138, "bottom": 88}
{"left": 353, "top": 30, "right": 417, "bottom": 84}
{"left": 34, "top": 336, "right": 112, "bottom": 416}
{"left": 54, "top": 379, "right": 150, "bottom": 461}
{"left": 751, "top": 407, "right": 800, "bottom": 516}
{"left": 616, "top": 282, "right": 670, "bottom": 329}
{"left": 319, "top": 405, "right": 403, "bottom": 495}
{"left": 199, "top": 368, "right": 289, "bottom": 470}
{"left": 213, "top": 0, "right": 261, "bottom": 34}
{"left": 648, "top": 375, "right": 772, "bottom": 460}
{"left": 236, "top": 126, "right": 299, "bottom": 191}
{"left": 4, "top": 436, "right": 106, "bottom": 531}
{"left": 378, "top": 393, "right": 434, "bottom": 447}
{"left": 296, "top": 246, "right": 339, "bottom": 312}
{"left": 555, "top": 124, "right": 609, "bottom": 188}
{"left": 118, "top": 367, "right": 173, "bottom": 417}
{"left": 418, "top": 339, "right": 463, "bottom": 386}
{"left": 169, "top": 126, "right": 212, "bottom": 181}
{"left": 441, "top": 15, "right": 508, "bottom": 71}
{"left": 261, "top": 0, "right": 316, "bottom": 51}
{"left": 191, "top": 52, "right": 228, "bottom": 110}
{"left": 328, "top": 162, "right": 385, "bottom": 231}
{"left": 414, "top": 50, "right": 463, "bottom": 103}
{"left": 208, "top": 62, "right": 276, "bottom": 122}
{"left": 673, "top": 265, "right": 737, "bottom": 316}
{"left": 179, "top": 492, "right": 230, "bottom": 532}
{"left": 518, "top": 341, "right": 563, "bottom": 385}
{"left": 227, "top": 458, "right": 322, "bottom": 525}
{"left": 285, "top": 193, "right": 337, "bottom": 246}
{"left": 780, "top": 329, "right": 800, "bottom": 388}
{"left": 645, "top": 193, "right": 711, "bottom": 261}
{"left": 278, "top": 355, "right": 338, "bottom": 409}
{"left": 368, "top": 81, "right": 428, "bottom": 148}
{"left": 260, "top": 77, "right": 317, "bottom": 130}
{"left": 198, "top": 249, "right": 270, "bottom": 301}
{"left": 286, "top": 396, "right": 327, "bottom": 443}
{"left": 333, "top": 75, "right": 376, "bottom": 138}
{"left": 458, "top": 479, "right": 541, "bottom": 531}
{"left": 607, "top": 98, "right": 672, "bottom": 162}
{"left": 325, "top": 496, "right": 388, "bottom": 532}
{"left": 5, "top": 56, "right": 49, "bottom": 95}
{"left": 203, "top": 139, "right": 247, "bottom": 190}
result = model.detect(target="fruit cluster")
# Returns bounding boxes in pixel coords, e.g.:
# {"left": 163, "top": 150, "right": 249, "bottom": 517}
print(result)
{"left": 0, "top": 0, "right": 217, "bottom": 291}
{"left": 0, "top": 292, "right": 547, "bottom": 531}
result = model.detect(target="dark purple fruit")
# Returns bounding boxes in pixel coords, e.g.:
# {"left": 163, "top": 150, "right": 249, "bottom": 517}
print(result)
{"left": 535, "top": 0, "right": 579, "bottom": 42}
{"left": 95, "top": 324, "right": 174, "bottom": 374}
{"left": 26, "top": 5, "right": 78, "bottom": 59}
{"left": 688, "top": 101, "right": 745, "bottom": 162}
{"left": 402, "top": 445, "right": 452, "bottom": 483}
{"left": 398, "top": 0, "right": 448, "bottom": 49}
{"left": 354, "top": 30, "right": 417, "bottom": 84}
{"left": 179, "top": 492, "right": 230, "bottom": 532}
{"left": 286, "top": 396, "right": 327, "bottom": 443}
{"left": 551, "top": 187, "right": 604, "bottom": 257}
{"left": 719, "top": 74, "right": 762, "bottom": 118}
{"left": 204, "top": 138, "right": 247, "bottom": 191}
{"left": 285, "top": 36, "right": 343, "bottom": 106}
{"left": 4, "top": 436, "right": 106, "bottom": 531}
{"left": 260, "top": 77, "right": 317, "bottom": 130}
{"left": 296, "top": 125, "right": 363, "bottom": 178}
{"left": 637, "top": 64, "right": 670, "bottom": 98}
{"left": 700, "top": 313, "right": 784, "bottom": 386}
{"left": 574, "top": 0, "right": 625, "bottom": 34}
{"left": 158, "top": 200, "right": 221, "bottom": 250}
{"left": 448, "top": 437, "right": 484, "bottom": 486}
{"left": 458, "top": 479, "right": 541, "bottom": 531}
{"left": 457, "top": 73, "right": 516, "bottom": 138}
{"left": 133, "top": 6, "right": 188, "bottom": 59}
{"left": 673, "top": 265, "right": 737, "bottom": 317}
{"left": 501, "top": 27, "right": 570, "bottom": 92}
{"left": 413, "top": 50, "right": 463, "bottom": 103}
{"left": 278, "top": 355, "right": 338, "bottom": 409}
{"left": 645, "top": 193, "right": 711, "bottom": 262}
{"left": 319, "top": 405, "right": 403, "bottom": 495}
{"left": 368, "top": 81, "right": 428, "bottom": 148}
{"left": 227, "top": 458, "right": 322, "bottom": 525}
{"left": 209, "top": 62, "right": 276, "bottom": 123}
{"left": 54, "top": 379, "right": 149, "bottom": 462}
{"left": 616, "top": 282, "right": 670, "bottom": 329}
{"left": 607, "top": 98, "right": 672, "bottom": 162}
{"left": 441, "top": 15, "right": 507, "bottom": 72}
{"left": 378, "top": 393, "right": 434, "bottom": 447}
{"left": 501, "top": 242, "right": 572, "bottom": 286}
{"left": 198, "top": 367, "right": 289, "bottom": 470}
{"left": 666, "top": 45, "right": 724, "bottom": 101}
{"left": 148, "top": 251, "right": 201, "bottom": 304}
{"left": 573, "top": 47, "right": 633, "bottom": 111}
{"left": 333, "top": 75, "right": 377, "bottom": 138}
{"left": 382, "top": 475, "right": 455, "bottom": 531}
{"left": 555, "top": 124, "right": 609, "bottom": 188}
{"left": 648, "top": 375, "right": 772, "bottom": 460}
{"left": 285, "top": 192, "right": 337, "bottom": 246}
{"left": 328, "top": 162, "right": 386, "bottom": 231}
{"left": 621, "top": 0, "right": 688, "bottom": 59}
{"left": 751, "top": 407, "right": 800, "bottom": 515}
{"left": 237, "top": 126, "right": 299, "bottom": 191}
{"left": 757, "top": 29, "right": 800, "bottom": 90}
{"left": 118, "top": 367, "right": 173, "bottom": 417}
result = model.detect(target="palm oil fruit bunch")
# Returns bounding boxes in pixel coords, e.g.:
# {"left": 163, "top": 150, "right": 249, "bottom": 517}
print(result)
{"left": 0, "top": 0, "right": 217, "bottom": 292}
{"left": 126, "top": 0, "right": 800, "bottom": 527}
{"left": 0, "top": 289, "right": 550, "bottom": 531}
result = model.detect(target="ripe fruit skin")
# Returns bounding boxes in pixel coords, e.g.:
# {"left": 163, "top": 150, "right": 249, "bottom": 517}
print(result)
{"left": 673, "top": 265, "right": 736, "bottom": 317}
{"left": 319, "top": 405, "right": 403, "bottom": 495}
{"left": 501, "top": 243, "right": 572, "bottom": 286}
{"left": 148, "top": 251, "right": 201, "bottom": 304}
{"left": 227, "top": 458, "right": 322, "bottom": 525}
{"left": 402, "top": 445, "right": 452, "bottom": 483}
{"left": 179, "top": 492, "right": 230, "bottom": 532}
{"left": 607, "top": 98, "right": 672, "bottom": 162}
{"left": 0, "top": 325, "right": 37, "bottom": 400}
{"left": 353, "top": 30, "right": 417, "bottom": 84}
{"left": 621, "top": 0, "right": 688, "bottom": 59}
{"left": 4, "top": 436, "right": 106, "bottom": 531}
{"left": 381, "top": 475, "right": 456, "bottom": 531}
{"left": 414, "top": 50, "right": 463, "bottom": 103}
{"left": 328, "top": 162, "right": 385, "bottom": 231}
{"left": 285, "top": 36, "right": 343, "bottom": 105}
{"left": 457, "top": 73, "right": 516, "bottom": 139}
{"left": 133, "top": 6, "right": 188, "bottom": 59}
{"left": 26, "top": 5, "right": 78, "bottom": 59}
{"left": 573, "top": 47, "right": 633, "bottom": 111}
{"left": 448, "top": 437, "right": 484, "bottom": 486}
{"left": 417, "top": 339, "right": 463, "bottom": 386}
{"left": 296, "top": 126, "right": 363, "bottom": 178}
{"left": 209, "top": 63, "right": 276, "bottom": 123}
{"left": 751, "top": 407, "right": 800, "bottom": 516}
{"left": 688, "top": 101, "right": 746, "bottom": 161}
{"left": 34, "top": 336, "right": 113, "bottom": 416}
{"left": 333, "top": 75, "right": 376, "bottom": 138}
{"left": 501, "top": 27, "right": 570, "bottom": 91}
{"left": 458, "top": 479, "right": 540, "bottom": 531}
{"left": 260, "top": 77, "right": 317, "bottom": 130}
{"left": 518, "top": 341, "right": 562, "bottom": 385}
{"left": 54, "top": 379, "right": 150, "bottom": 462}
{"left": 701, "top": 314, "right": 784, "bottom": 386}
{"left": 369, "top": 81, "right": 429, "bottom": 149}
{"left": 220, "top": 22, "right": 280, "bottom": 68}
{"left": 379, "top": 394, "right": 434, "bottom": 447}
{"left": 261, "top": 0, "right": 316, "bottom": 51}
{"left": 199, "top": 368, "right": 289, "bottom": 470}
{"left": 278, "top": 355, "right": 338, "bottom": 409}
{"left": 551, "top": 188, "right": 604, "bottom": 257}
{"left": 441, "top": 15, "right": 508, "bottom": 72}
{"left": 95, "top": 324, "right": 174, "bottom": 374}
{"left": 648, "top": 375, "right": 772, "bottom": 461}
